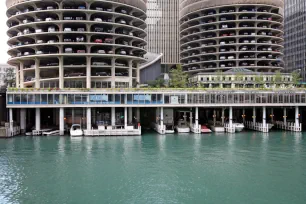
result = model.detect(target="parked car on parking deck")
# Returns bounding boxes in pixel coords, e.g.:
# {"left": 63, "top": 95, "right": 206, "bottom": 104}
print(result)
{"left": 64, "top": 48, "right": 73, "bottom": 53}
{"left": 95, "top": 39, "right": 103, "bottom": 43}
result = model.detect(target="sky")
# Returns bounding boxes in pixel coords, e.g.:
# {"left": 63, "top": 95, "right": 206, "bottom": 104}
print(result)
{"left": 0, "top": 2, "right": 9, "bottom": 64}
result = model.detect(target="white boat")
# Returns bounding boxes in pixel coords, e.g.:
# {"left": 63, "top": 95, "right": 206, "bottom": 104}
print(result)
{"left": 175, "top": 111, "right": 191, "bottom": 133}
{"left": 165, "top": 125, "right": 175, "bottom": 134}
{"left": 152, "top": 122, "right": 165, "bottom": 134}
{"left": 176, "top": 120, "right": 190, "bottom": 133}
{"left": 176, "top": 126, "right": 190, "bottom": 133}
{"left": 268, "top": 123, "right": 274, "bottom": 130}
{"left": 25, "top": 132, "right": 32, "bottom": 136}
{"left": 233, "top": 123, "right": 245, "bottom": 132}
{"left": 42, "top": 130, "right": 60, "bottom": 136}
{"left": 210, "top": 125, "right": 225, "bottom": 132}
{"left": 70, "top": 124, "right": 83, "bottom": 137}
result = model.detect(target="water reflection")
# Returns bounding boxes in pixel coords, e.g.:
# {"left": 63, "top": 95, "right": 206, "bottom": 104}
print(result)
{"left": 193, "top": 134, "right": 202, "bottom": 156}
{"left": 261, "top": 133, "right": 269, "bottom": 162}
{"left": 227, "top": 133, "right": 235, "bottom": 147}
{"left": 33, "top": 137, "right": 41, "bottom": 157}
{"left": 84, "top": 137, "right": 94, "bottom": 155}
{"left": 227, "top": 134, "right": 236, "bottom": 160}
{"left": 281, "top": 131, "right": 288, "bottom": 143}
{"left": 294, "top": 132, "right": 302, "bottom": 154}
{"left": 57, "top": 137, "right": 66, "bottom": 154}
{"left": 157, "top": 135, "right": 166, "bottom": 152}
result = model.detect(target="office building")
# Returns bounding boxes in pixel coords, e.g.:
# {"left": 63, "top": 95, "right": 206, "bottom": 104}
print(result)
{"left": 284, "top": 0, "right": 306, "bottom": 80}
{"left": 146, "top": 0, "right": 180, "bottom": 70}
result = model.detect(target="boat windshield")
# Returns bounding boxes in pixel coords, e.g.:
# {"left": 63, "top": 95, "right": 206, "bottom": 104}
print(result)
{"left": 72, "top": 125, "right": 81, "bottom": 130}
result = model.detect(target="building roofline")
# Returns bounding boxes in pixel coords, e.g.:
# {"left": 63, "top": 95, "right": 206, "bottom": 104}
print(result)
{"left": 140, "top": 53, "right": 163, "bottom": 70}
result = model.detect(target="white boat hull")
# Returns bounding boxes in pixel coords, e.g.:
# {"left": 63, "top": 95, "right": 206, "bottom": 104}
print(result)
{"left": 268, "top": 124, "right": 274, "bottom": 130}
{"left": 42, "top": 130, "right": 60, "bottom": 136}
{"left": 70, "top": 130, "right": 83, "bottom": 137}
{"left": 211, "top": 126, "right": 225, "bottom": 132}
{"left": 176, "top": 127, "right": 190, "bottom": 133}
{"left": 235, "top": 126, "right": 244, "bottom": 132}
{"left": 233, "top": 124, "right": 245, "bottom": 132}
{"left": 152, "top": 122, "right": 166, "bottom": 134}
{"left": 165, "top": 130, "right": 175, "bottom": 134}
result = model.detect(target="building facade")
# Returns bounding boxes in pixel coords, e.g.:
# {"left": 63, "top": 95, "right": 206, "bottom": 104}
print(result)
{"left": 6, "top": 0, "right": 148, "bottom": 134}
{"left": 189, "top": 68, "right": 294, "bottom": 89}
{"left": 5, "top": 0, "right": 305, "bottom": 137}
{"left": 284, "top": 0, "right": 306, "bottom": 80}
{"left": 7, "top": 0, "right": 147, "bottom": 89}
{"left": 179, "top": 0, "right": 285, "bottom": 74}
{"left": 146, "top": 0, "right": 180, "bottom": 70}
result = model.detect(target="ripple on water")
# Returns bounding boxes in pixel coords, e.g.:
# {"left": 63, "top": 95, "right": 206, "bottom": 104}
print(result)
{"left": 0, "top": 132, "right": 306, "bottom": 204}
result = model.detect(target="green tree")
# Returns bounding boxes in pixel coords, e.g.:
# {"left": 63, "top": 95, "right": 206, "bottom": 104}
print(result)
{"left": 235, "top": 72, "right": 245, "bottom": 88}
{"left": 273, "top": 70, "right": 282, "bottom": 83}
{"left": 148, "top": 78, "right": 165, "bottom": 88}
{"left": 291, "top": 70, "right": 302, "bottom": 86}
{"left": 3, "top": 67, "right": 15, "bottom": 88}
{"left": 235, "top": 72, "right": 244, "bottom": 82}
{"left": 169, "top": 64, "right": 188, "bottom": 88}
{"left": 255, "top": 74, "right": 264, "bottom": 88}
{"left": 216, "top": 70, "right": 223, "bottom": 81}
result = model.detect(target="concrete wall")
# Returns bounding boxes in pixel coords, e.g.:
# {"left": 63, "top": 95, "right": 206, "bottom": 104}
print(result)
{"left": 140, "top": 59, "right": 162, "bottom": 84}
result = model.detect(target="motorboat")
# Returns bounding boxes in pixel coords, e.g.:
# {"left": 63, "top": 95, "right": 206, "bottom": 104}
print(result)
{"left": 42, "top": 130, "right": 60, "bottom": 136}
{"left": 208, "top": 120, "right": 225, "bottom": 132}
{"left": 268, "top": 123, "right": 274, "bottom": 130}
{"left": 70, "top": 124, "right": 83, "bottom": 137}
{"left": 176, "top": 120, "right": 190, "bottom": 133}
{"left": 210, "top": 125, "right": 225, "bottom": 132}
{"left": 175, "top": 111, "right": 191, "bottom": 133}
{"left": 165, "top": 125, "right": 175, "bottom": 134}
{"left": 201, "top": 125, "right": 212, "bottom": 133}
{"left": 233, "top": 123, "right": 245, "bottom": 132}
{"left": 152, "top": 122, "right": 166, "bottom": 134}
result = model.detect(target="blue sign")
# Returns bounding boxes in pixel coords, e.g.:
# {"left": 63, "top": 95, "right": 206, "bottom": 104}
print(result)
{"left": 90, "top": 95, "right": 108, "bottom": 102}
{"left": 133, "top": 94, "right": 151, "bottom": 101}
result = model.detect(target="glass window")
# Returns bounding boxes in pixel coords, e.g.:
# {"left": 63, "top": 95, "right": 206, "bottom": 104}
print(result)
{"left": 41, "top": 94, "right": 48, "bottom": 104}
{"left": 68, "top": 95, "right": 74, "bottom": 104}
{"left": 14, "top": 94, "right": 21, "bottom": 104}
{"left": 75, "top": 95, "right": 82, "bottom": 104}
{"left": 48, "top": 94, "right": 53, "bottom": 104}
{"left": 54, "top": 94, "right": 60, "bottom": 104}
{"left": 35, "top": 94, "right": 40, "bottom": 104}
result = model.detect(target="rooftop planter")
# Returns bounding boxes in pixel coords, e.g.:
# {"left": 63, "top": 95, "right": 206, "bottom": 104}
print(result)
{"left": 7, "top": 87, "right": 306, "bottom": 93}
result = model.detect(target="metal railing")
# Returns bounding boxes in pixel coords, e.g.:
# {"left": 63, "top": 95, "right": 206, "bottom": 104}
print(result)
{"left": 6, "top": 88, "right": 306, "bottom": 107}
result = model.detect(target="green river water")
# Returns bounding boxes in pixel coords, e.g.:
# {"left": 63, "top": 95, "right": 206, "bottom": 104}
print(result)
{"left": 0, "top": 131, "right": 306, "bottom": 204}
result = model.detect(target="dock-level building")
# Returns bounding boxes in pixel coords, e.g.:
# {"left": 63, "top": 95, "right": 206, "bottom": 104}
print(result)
{"left": 6, "top": 88, "right": 305, "bottom": 135}
{"left": 4, "top": 0, "right": 304, "bottom": 136}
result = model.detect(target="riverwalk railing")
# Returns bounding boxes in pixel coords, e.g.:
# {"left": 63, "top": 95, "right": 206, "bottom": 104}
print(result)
{"left": 245, "top": 121, "right": 269, "bottom": 133}
{"left": 275, "top": 121, "right": 302, "bottom": 132}
{"left": 224, "top": 123, "right": 235, "bottom": 133}
{"left": 0, "top": 126, "right": 20, "bottom": 137}
{"left": 84, "top": 126, "right": 141, "bottom": 136}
